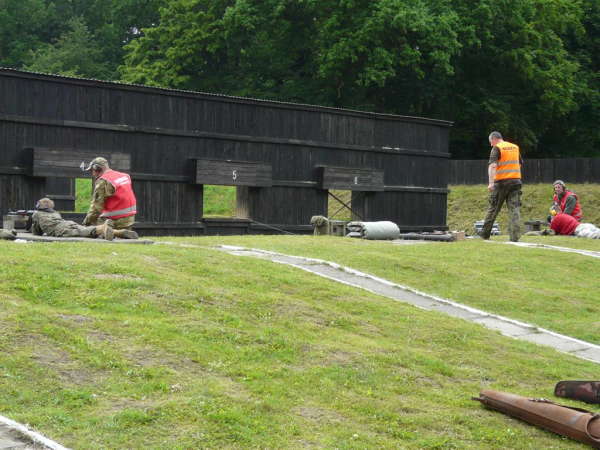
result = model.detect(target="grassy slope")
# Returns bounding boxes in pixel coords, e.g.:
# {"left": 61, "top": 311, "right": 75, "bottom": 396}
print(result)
{"left": 1, "top": 238, "right": 599, "bottom": 449}
{"left": 447, "top": 183, "right": 600, "bottom": 234}
{"left": 167, "top": 235, "right": 600, "bottom": 344}
{"left": 75, "top": 178, "right": 94, "bottom": 213}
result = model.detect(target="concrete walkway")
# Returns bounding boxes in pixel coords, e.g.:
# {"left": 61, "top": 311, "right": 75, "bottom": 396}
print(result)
{"left": 221, "top": 245, "right": 600, "bottom": 365}
{"left": 0, "top": 417, "right": 69, "bottom": 450}
{"left": 490, "top": 240, "right": 600, "bottom": 259}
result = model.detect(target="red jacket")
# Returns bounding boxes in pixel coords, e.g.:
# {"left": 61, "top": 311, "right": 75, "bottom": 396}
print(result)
{"left": 553, "top": 190, "right": 582, "bottom": 221}
{"left": 99, "top": 170, "right": 137, "bottom": 219}
{"left": 550, "top": 213, "right": 579, "bottom": 236}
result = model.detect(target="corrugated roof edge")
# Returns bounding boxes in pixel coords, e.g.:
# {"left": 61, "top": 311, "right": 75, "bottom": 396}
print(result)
{"left": 0, "top": 67, "right": 453, "bottom": 126}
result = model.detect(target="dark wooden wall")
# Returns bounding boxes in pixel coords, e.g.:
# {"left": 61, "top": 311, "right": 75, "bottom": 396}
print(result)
{"left": 450, "top": 159, "right": 600, "bottom": 185}
{"left": 0, "top": 68, "right": 452, "bottom": 235}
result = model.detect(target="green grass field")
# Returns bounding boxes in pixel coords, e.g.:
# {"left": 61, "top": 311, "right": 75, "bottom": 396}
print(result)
{"left": 7, "top": 181, "right": 598, "bottom": 448}
{"left": 1, "top": 234, "right": 600, "bottom": 449}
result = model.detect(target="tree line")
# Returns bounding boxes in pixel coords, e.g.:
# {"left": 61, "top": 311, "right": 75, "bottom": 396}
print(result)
{"left": 1, "top": 0, "right": 598, "bottom": 159}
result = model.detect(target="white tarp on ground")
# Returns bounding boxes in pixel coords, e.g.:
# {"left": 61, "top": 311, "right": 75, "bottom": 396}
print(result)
{"left": 347, "top": 221, "right": 400, "bottom": 240}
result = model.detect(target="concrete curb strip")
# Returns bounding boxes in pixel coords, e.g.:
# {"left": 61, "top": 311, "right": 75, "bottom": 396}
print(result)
{"left": 0, "top": 415, "right": 71, "bottom": 450}
{"left": 488, "top": 240, "right": 600, "bottom": 259}
{"left": 219, "top": 245, "right": 600, "bottom": 365}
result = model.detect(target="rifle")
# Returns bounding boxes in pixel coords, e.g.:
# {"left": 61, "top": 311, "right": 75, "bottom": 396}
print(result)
{"left": 7, "top": 210, "right": 35, "bottom": 231}
{"left": 8, "top": 210, "right": 35, "bottom": 217}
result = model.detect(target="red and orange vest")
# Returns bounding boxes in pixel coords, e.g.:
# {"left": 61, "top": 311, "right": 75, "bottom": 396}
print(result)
{"left": 99, "top": 170, "right": 137, "bottom": 220}
{"left": 553, "top": 190, "right": 583, "bottom": 221}
{"left": 494, "top": 141, "right": 521, "bottom": 181}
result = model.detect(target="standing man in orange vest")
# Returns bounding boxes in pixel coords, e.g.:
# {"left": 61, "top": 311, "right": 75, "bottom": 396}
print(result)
{"left": 480, "top": 132, "right": 523, "bottom": 242}
{"left": 83, "top": 157, "right": 138, "bottom": 238}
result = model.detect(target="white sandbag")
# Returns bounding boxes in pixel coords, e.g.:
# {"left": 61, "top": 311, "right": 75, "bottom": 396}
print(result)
{"left": 345, "top": 221, "right": 400, "bottom": 240}
{"left": 361, "top": 221, "right": 400, "bottom": 240}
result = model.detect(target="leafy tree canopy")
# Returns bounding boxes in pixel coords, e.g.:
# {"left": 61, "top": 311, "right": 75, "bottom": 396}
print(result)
{"left": 25, "top": 16, "right": 109, "bottom": 78}
{"left": 120, "top": 0, "right": 599, "bottom": 158}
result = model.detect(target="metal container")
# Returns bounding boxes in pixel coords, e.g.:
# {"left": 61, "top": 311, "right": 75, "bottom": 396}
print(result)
{"left": 328, "top": 220, "right": 347, "bottom": 237}
{"left": 474, "top": 220, "right": 500, "bottom": 236}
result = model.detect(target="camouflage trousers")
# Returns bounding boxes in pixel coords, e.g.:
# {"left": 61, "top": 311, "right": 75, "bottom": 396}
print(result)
{"left": 94, "top": 215, "right": 135, "bottom": 230}
{"left": 481, "top": 184, "right": 522, "bottom": 242}
{"left": 52, "top": 222, "right": 98, "bottom": 238}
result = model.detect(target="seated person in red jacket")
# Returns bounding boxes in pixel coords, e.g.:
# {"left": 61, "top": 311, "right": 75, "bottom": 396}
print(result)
{"left": 550, "top": 213, "right": 600, "bottom": 239}
{"left": 550, "top": 180, "right": 583, "bottom": 222}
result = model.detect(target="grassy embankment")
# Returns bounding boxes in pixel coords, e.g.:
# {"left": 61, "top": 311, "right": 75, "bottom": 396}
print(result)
{"left": 10, "top": 180, "right": 588, "bottom": 449}
{"left": 447, "top": 183, "right": 600, "bottom": 234}
{"left": 1, "top": 233, "right": 600, "bottom": 449}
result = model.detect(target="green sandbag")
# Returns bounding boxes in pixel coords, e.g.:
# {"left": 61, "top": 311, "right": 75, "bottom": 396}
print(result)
{"left": 310, "top": 216, "right": 329, "bottom": 236}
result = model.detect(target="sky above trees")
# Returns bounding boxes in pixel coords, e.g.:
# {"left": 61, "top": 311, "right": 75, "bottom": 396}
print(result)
{"left": 1, "top": 0, "right": 598, "bottom": 159}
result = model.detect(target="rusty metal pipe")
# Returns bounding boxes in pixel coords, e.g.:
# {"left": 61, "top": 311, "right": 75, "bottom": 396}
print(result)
{"left": 473, "top": 389, "right": 600, "bottom": 448}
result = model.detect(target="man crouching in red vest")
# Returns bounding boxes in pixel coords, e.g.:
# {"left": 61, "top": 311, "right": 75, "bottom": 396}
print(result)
{"left": 83, "top": 157, "right": 139, "bottom": 239}
{"left": 550, "top": 180, "right": 583, "bottom": 221}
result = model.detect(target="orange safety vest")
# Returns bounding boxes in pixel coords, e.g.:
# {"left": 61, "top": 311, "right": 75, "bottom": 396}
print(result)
{"left": 494, "top": 141, "right": 521, "bottom": 181}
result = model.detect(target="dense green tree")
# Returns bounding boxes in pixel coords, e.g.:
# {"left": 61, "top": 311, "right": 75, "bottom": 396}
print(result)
{"left": 439, "top": 0, "right": 584, "bottom": 158}
{"left": 120, "top": 0, "right": 597, "bottom": 158}
{"left": 120, "top": 0, "right": 461, "bottom": 110}
{"left": 536, "top": 0, "right": 600, "bottom": 157}
{"left": 0, "top": 0, "right": 54, "bottom": 68}
{"left": 0, "top": 0, "right": 165, "bottom": 80}
{"left": 25, "top": 16, "right": 109, "bottom": 78}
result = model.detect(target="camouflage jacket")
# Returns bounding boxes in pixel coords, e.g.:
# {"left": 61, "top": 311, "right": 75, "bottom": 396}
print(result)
{"left": 32, "top": 209, "right": 70, "bottom": 236}
{"left": 83, "top": 178, "right": 115, "bottom": 226}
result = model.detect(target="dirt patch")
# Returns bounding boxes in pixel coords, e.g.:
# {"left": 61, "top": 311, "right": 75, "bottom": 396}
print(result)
{"left": 143, "top": 255, "right": 162, "bottom": 265}
{"left": 57, "top": 313, "right": 93, "bottom": 324}
{"left": 29, "top": 340, "right": 104, "bottom": 386}
{"left": 320, "top": 349, "right": 355, "bottom": 367}
{"left": 275, "top": 303, "right": 328, "bottom": 327}
{"left": 94, "top": 274, "right": 143, "bottom": 281}
{"left": 102, "top": 397, "right": 157, "bottom": 416}
{"left": 295, "top": 406, "right": 345, "bottom": 424}
{"left": 85, "top": 330, "right": 112, "bottom": 343}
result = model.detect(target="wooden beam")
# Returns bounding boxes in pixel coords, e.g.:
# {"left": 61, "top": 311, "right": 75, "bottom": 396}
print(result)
{"left": 317, "top": 166, "right": 384, "bottom": 191}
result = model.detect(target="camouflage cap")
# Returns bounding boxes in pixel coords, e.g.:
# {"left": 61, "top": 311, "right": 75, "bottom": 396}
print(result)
{"left": 86, "top": 157, "right": 108, "bottom": 171}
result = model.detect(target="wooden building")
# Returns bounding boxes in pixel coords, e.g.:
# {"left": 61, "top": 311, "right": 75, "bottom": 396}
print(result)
{"left": 0, "top": 68, "right": 452, "bottom": 236}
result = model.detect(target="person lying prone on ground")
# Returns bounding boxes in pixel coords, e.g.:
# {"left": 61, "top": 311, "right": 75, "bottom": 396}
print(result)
{"left": 32, "top": 198, "right": 138, "bottom": 240}
{"left": 549, "top": 212, "right": 600, "bottom": 239}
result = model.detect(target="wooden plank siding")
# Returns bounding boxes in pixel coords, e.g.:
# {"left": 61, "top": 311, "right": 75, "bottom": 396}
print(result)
{"left": 195, "top": 159, "right": 272, "bottom": 187}
{"left": 0, "top": 68, "right": 452, "bottom": 235}
{"left": 317, "top": 166, "right": 384, "bottom": 191}
{"left": 45, "top": 178, "right": 76, "bottom": 211}
{"left": 28, "top": 148, "right": 131, "bottom": 178}
{"left": 450, "top": 159, "right": 600, "bottom": 185}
